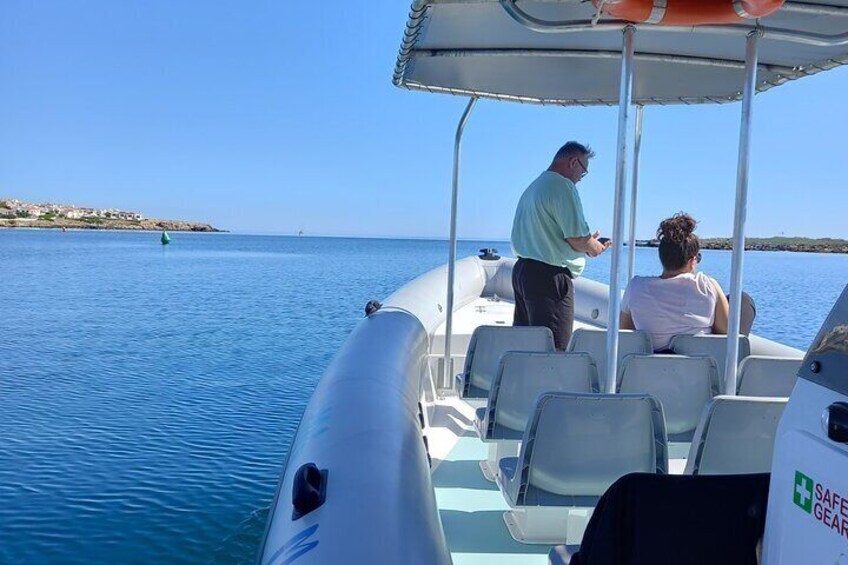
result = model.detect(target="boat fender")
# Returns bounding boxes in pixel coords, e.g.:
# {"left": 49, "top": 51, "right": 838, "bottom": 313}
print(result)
{"left": 592, "top": 0, "right": 784, "bottom": 26}
{"left": 365, "top": 300, "right": 382, "bottom": 316}
{"left": 479, "top": 248, "right": 501, "bottom": 260}
{"left": 291, "top": 463, "right": 328, "bottom": 520}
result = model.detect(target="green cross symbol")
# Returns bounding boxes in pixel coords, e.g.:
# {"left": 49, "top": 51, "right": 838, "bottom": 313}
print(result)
{"left": 794, "top": 471, "right": 814, "bottom": 514}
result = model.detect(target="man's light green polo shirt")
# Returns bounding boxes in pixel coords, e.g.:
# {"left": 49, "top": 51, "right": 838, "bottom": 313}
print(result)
{"left": 511, "top": 170, "right": 591, "bottom": 276}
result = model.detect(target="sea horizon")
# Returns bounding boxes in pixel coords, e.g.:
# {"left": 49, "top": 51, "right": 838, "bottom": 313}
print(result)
{"left": 6, "top": 226, "right": 848, "bottom": 248}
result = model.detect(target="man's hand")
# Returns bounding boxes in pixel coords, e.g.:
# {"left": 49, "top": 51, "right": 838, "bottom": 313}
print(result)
{"left": 586, "top": 237, "right": 606, "bottom": 257}
{"left": 567, "top": 232, "right": 611, "bottom": 257}
{"left": 587, "top": 232, "right": 612, "bottom": 257}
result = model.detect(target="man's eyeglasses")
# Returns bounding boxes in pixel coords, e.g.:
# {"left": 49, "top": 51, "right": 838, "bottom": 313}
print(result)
{"left": 575, "top": 159, "right": 589, "bottom": 179}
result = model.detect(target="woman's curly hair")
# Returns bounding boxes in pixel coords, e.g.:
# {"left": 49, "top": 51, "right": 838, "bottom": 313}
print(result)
{"left": 657, "top": 212, "right": 700, "bottom": 271}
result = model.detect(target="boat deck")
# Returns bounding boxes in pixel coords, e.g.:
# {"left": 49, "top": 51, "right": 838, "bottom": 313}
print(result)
{"left": 427, "top": 298, "right": 689, "bottom": 564}
{"left": 429, "top": 397, "right": 690, "bottom": 564}
{"left": 430, "top": 397, "right": 552, "bottom": 565}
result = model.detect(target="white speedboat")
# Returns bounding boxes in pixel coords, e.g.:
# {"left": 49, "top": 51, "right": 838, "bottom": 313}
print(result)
{"left": 259, "top": 2, "right": 848, "bottom": 563}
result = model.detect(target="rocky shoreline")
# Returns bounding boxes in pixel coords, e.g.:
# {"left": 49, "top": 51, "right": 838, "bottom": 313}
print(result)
{"left": 636, "top": 237, "right": 848, "bottom": 254}
{"left": 0, "top": 217, "right": 223, "bottom": 232}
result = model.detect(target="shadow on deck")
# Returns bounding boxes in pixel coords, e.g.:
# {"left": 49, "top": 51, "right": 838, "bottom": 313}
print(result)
{"left": 440, "top": 509, "right": 552, "bottom": 556}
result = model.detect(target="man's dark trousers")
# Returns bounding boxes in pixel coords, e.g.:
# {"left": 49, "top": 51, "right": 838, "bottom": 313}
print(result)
{"left": 512, "top": 257, "right": 574, "bottom": 351}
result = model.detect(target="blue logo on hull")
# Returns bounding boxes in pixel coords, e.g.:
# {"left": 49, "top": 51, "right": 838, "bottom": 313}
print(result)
{"left": 265, "top": 524, "right": 319, "bottom": 565}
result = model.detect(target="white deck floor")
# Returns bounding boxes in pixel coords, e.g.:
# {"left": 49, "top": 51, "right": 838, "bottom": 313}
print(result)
{"left": 427, "top": 298, "right": 586, "bottom": 564}
{"left": 429, "top": 398, "right": 689, "bottom": 565}
{"left": 429, "top": 396, "right": 552, "bottom": 565}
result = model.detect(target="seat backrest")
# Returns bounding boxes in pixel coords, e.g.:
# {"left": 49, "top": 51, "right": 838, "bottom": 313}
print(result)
{"left": 618, "top": 354, "right": 720, "bottom": 441}
{"left": 670, "top": 334, "right": 751, "bottom": 378}
{"left": 737, "top": 356, "right": 802, "bottom": 397}
{"left": 485, "top": 352, "right": 598, "bottom": 434}
{"left": 567, "top": 329, "right": 653, "bottom": 390}
{"left": 521, "top": 393, "right": 668, "bottom": 498}
{"left": 464, "top": 326, "right": 555, "bottom": 392}
{"left": 684, "top": 396, "right": 787, "bottom": 475}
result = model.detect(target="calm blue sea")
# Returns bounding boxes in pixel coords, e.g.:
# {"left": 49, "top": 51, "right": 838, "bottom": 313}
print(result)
{"left": 1, "top": 230, "right": 846, "bottom": 563}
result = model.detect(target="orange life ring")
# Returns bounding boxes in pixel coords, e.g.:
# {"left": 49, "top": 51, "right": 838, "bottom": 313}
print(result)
{"left": 593, "top": 0, "right": 784, "bottom": 26}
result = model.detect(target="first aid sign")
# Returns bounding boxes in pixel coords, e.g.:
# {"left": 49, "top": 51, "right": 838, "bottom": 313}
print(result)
{"left": 795, "top": 470, "right": 848, "bottom": 539}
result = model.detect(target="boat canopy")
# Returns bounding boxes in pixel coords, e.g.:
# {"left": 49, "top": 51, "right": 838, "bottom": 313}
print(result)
{"left": 394, "top": 0, "right": 848, "bottom": 106}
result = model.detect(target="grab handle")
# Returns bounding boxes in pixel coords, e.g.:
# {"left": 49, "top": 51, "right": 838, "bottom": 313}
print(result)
{"left": 824, "top": 402, "right": 848, "bottom": 444}
{"left": 292, "top": 463, "right": 328, "bottom": 520}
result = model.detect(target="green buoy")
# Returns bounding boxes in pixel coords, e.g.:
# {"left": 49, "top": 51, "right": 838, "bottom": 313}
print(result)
{"left": 161, "top": 231, "right": 171, "bottom": 245}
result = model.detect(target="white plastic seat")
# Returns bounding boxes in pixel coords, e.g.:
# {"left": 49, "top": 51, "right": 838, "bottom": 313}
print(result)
{"left": 684, "top": 395, "right": 787, "bottom": 475}
{"left": 737, "top": 356, "right": 801, "bottom": 397}
{"left": 456, "top": 325, "right": 555, "bottom": 399}
{"left": 669, "top": 334, "right": 751, "bottom": 378}
{"left": 618, "top": 354, "right": 720, "bottom": 443}
{"left": 566, "top": 328, "right": 652, "bottom": 391}
{"left": 476, "top": 351, "right": 600, "bottom": 440}
{"left": 474, "top": 351, "right": 598, "bottom": 481}
{"left": 497, "top": 392, "right": 668, "bottom": 544}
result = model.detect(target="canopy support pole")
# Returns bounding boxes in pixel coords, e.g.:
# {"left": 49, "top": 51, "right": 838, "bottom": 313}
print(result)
{"left": 605, "top": 25, "right": 636, "bottom": 394}
{"left": 443, "top": 97, "right": 478, "bottom": 391}
{"left": 627, "top": 105, "right": 644, "bottom": 282}
{"left": 724, "top": 30, "right": 761, "bottom": 395}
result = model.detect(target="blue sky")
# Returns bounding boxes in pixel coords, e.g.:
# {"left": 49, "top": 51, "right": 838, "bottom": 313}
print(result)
{"left": 1, "top": 1, "right": 845, "bottom": 239}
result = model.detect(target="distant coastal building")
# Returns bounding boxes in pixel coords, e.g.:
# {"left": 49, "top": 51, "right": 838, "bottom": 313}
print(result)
{"left": 0, "top": 196, "right": 219, "bottom": 232}
{"left": 0, "top": 198, "right": 143, "bottom": 221}
{"left": 102, "top": 209, "right": 143, "bottom": 221}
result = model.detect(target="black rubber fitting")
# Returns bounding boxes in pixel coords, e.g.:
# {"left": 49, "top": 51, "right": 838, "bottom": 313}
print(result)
{"left": 365, "top": 300, "right": 382, "bottom": 316}
{"left": 292, "top": 463, "right": 328, "bottom": 520}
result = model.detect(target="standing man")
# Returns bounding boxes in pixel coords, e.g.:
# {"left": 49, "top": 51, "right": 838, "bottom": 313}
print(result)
{"left": 511, "top": 142, "right": 610, "bottom": 350}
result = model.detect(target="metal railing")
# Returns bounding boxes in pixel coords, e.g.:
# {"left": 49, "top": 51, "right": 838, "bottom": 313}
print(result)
{"left": 444, "top": 98, "right": 478, "bottom": 390}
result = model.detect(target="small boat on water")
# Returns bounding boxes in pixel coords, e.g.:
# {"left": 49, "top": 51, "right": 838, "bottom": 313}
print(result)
{"left": 160, "top": 231, "right": 171, "bottom": 245}
{"left": 260, "top": 3, "right": 848, "bottom": 563}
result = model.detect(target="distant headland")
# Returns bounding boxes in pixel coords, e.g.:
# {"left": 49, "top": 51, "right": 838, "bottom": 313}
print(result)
{"left": 636, "top": 236, "right": 848, "bottom": 254}
{"left": 0, "top": 198, "right": 223, "bottom": 232}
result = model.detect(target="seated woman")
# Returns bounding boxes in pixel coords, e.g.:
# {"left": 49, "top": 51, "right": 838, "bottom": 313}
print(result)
{"left": 620, "top": 213, "right": 729, "bottom": 352}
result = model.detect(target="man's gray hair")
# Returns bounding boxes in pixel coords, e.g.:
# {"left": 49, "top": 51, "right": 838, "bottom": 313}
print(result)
{"left": 553, "top": 141, "right": 595, "bottom": 162}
